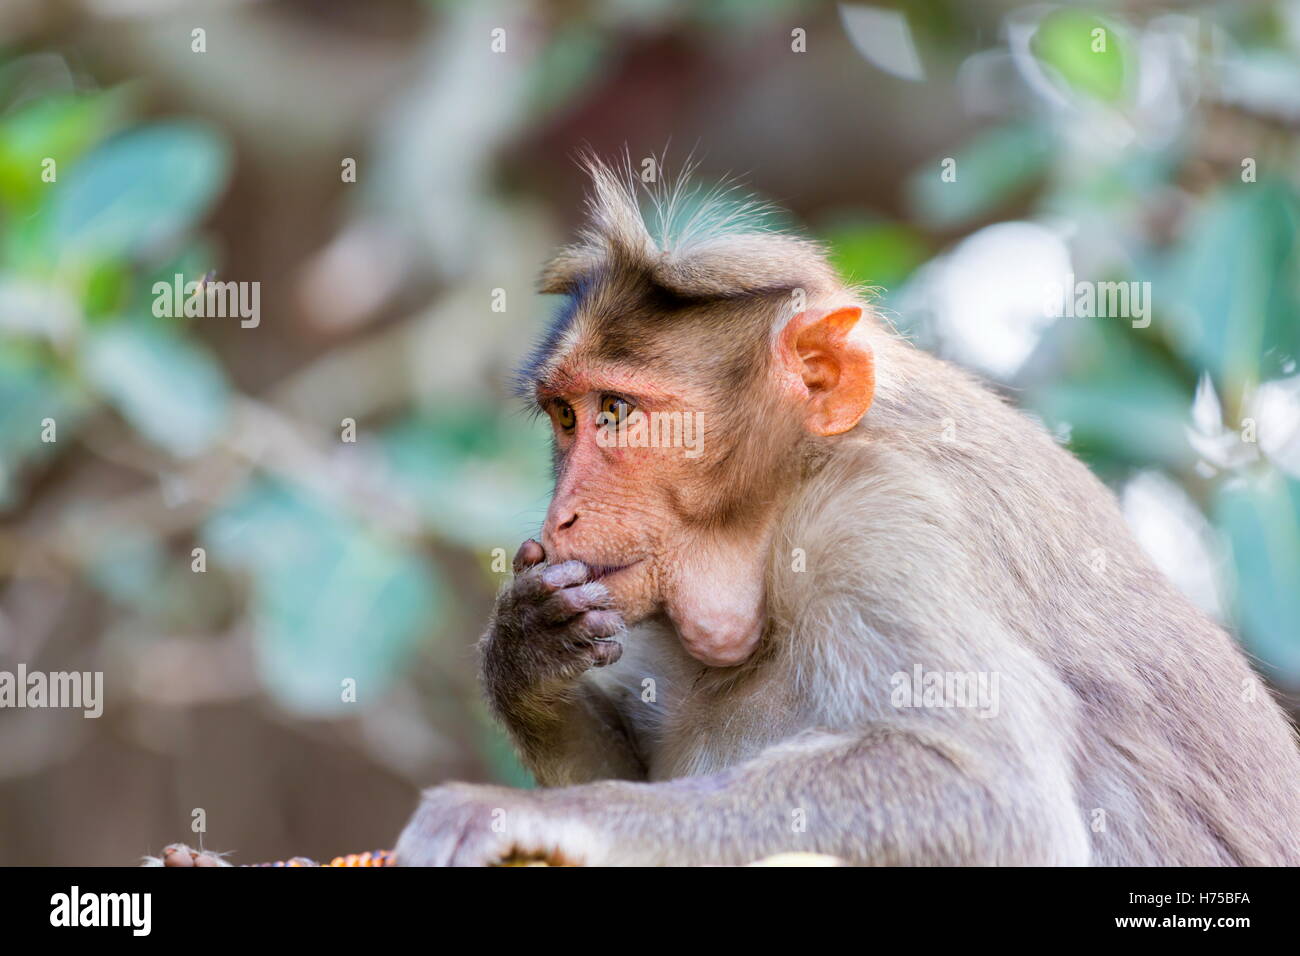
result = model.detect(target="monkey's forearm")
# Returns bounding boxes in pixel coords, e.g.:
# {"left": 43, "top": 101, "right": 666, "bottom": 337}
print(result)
{"left": 493, "top": 680, "right": 646, "bottom": 786}
{"left": 542, "top": 728, "right": 1087, "bottom": 866}
{"left": 478, "top": 557, "right": 639, "bottom": 785}
{"left": 479, "top": 629, "right": 636, "bottom": 785}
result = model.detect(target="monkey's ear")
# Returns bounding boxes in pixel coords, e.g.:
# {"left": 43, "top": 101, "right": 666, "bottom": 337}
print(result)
{"left": 778, "top": 306, "right": 875, "bottom": 436}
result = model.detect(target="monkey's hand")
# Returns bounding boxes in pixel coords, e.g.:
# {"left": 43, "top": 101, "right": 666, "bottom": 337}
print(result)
{"left": 480, "top": 540, "right": 625, "bottom": 713}
{"left": 145, "top": 844, "right": 232, "bottom": 867}
{"left": 394, "top": 782, "right": 606, "bottom": 866}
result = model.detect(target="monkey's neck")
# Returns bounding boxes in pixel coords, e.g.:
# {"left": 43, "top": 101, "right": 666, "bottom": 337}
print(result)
{"left": 664, "top": 517, "right": 777, "bottom": 669}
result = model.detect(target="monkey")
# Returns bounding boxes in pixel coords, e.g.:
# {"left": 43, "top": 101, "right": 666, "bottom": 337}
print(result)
{"left": 147, "top": 157, "right": 1295, "bottom": 869}
{"left": 388, "top": 157, "right": 1300, "bottom": 866}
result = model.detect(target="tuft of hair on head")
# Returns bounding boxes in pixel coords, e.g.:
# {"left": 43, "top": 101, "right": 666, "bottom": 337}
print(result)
{"left": 539, "top": 151, "right": 842, "bottom": 302}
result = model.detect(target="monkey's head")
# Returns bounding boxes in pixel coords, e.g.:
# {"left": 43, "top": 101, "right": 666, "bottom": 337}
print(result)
{"left": 520, "top": 159, "right": 875, "bottom": 667}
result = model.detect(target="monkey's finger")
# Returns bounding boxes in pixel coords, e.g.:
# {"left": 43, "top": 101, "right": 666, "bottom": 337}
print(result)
{"left": 161, "top": 844, "right": 194, "bottom": 867}
{"left": 539, "top": 560, "right": 591, "bottom": 591}
{"left": 589, "top": 638, "right": 624, "bottom": 668}
{"left": 539, "top": 581, "right": 610, "bottom": 624}
{"left": 575, "top": 609, "right": 624, "bottom": 640}
{"left": 157, "top": 843, "right": 230, "bottom": 867}
{"left": 509, "top": 559, "right": 584, "bottom": 603}
{"left": 513, "top": 539, "right": 545, "bottom": 573}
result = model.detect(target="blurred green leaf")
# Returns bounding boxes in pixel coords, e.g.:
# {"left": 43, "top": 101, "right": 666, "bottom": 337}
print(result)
{"left": 0, "top": 345, "right": 87, "bottom": 508}
{"left": 1159, "top": 182, "right": 1300, "bottom": 393}
{"left": 1215, "top": 473, "right": 1300, "bottom": 684}
{"left": 48, "top": 121, "right": 230, "bottom": 261}
{"left": 205, "top": 479, "right": 444, "bottom": 716}
{"left": 524, "top": 25, "right": 607, "bottom": 117}
{"left": 823, "top": 219, "right": 929, "bottom": 291}
{"left": 138, "top": 238, "right": 220, "bottom": 322}
{"left": 1031, "top": 9, "right": 1126, "bottom": 103}
{"left": 383, "top": 409, "right": 551, "bottom": 551}
{"left": 85, "top": 529, "right": 166, "bottom": 604}
{"left": 906, "top": 123, "right": 1052, "bottom": 229}
{"left": 2, "top": 202, "right": 56, "bottom": 274}
{"left": 1028, "top": 314, "right": 1193, "bottom": 472}
{"left": 81, "top": 323, "right": 230, "bottom": 458}
{"left": 81, "top": 259, "right": 131, "bottom": 319}
{"left": 0, "top": 91, "right": 128, "bottom": 212}
{"left": 0, "top": 274, "right": 80, "bottom": 342}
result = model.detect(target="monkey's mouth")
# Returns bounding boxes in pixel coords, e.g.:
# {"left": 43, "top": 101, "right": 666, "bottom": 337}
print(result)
{"left": 588, "top": 561, "right": 641, "bottom": 581}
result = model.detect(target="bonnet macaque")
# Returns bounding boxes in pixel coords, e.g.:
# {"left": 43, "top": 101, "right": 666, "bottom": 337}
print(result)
{"left": 408, "top": 160, "right": 1300, "bottom": 865}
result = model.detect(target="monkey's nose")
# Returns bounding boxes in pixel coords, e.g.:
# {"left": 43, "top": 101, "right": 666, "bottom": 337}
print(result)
{"left": 557, "top": 511, "right": 579, "bottom": 532}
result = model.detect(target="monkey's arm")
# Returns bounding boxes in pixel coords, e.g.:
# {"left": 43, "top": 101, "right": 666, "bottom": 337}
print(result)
{"left": 490, "top": 675, "right": 646, "bottom": 786}
{"left": 480, "top": 546, "right": 646, "bottom": 786}
{"left": 396, "top": 724, "right": 1088, "bottom": 866}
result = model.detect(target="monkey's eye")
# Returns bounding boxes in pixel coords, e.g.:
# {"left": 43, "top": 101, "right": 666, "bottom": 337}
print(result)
{"left": 599, "top": 394, "right": 635, "bottom": 425}
{"left": 554, "top": 401, "right": 576, "bottom": 432}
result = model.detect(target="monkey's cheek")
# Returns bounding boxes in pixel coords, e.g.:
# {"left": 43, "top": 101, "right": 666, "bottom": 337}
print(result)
{"left": 600, "top": 572, "right": 657, "bottom": 624}
{"left": 669, "top": 607, "right": 764, "bottom": 667}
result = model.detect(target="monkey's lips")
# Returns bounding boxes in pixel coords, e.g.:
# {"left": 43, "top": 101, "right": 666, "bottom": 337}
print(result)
{"left": 587, "top": 561, "right": 641, "bottom": 581}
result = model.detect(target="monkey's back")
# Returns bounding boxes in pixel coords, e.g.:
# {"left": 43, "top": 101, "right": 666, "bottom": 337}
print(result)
{"left": 864, "top": 341, "right": 1300, "bottom": 864}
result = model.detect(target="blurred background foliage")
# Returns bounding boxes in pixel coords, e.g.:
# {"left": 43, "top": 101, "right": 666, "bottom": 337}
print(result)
{"left": 0, "top": 0, "right": 1297, "bottom": 864}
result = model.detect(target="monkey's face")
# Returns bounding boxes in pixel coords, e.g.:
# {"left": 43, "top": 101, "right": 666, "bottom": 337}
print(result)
{"left": 535, "top": 368, "right": 728, "bottom": 638}
{"left": 528, "top": 297, "right": 874, "bottom": 668}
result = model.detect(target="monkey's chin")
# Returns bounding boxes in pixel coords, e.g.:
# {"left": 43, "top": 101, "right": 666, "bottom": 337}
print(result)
{"left": 593, "top": 564, "right": 655, "bottom": 622}
{"left": 668, "top": 607, "right": 764, "bottom": 667}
